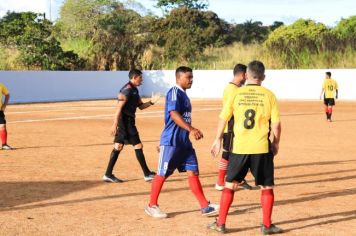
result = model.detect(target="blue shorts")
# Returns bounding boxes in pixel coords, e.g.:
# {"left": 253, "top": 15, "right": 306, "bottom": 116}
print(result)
{"left": 157, "top": 145, "right": 199, "bottom": 177}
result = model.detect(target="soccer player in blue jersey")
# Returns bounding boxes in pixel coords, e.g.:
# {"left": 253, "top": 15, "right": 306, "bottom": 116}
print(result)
{"left": 144, "top": 66, "right": 219, "bottom": 218}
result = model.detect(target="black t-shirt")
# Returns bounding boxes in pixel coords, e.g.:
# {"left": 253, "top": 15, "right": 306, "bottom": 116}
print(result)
{"left": 120, "top": 82, "right": 141, "bottom": 117}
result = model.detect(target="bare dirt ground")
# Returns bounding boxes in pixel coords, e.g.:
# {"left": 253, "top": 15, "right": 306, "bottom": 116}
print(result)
{"left": 0, "top": 99, "right": 356, "bottom": 236}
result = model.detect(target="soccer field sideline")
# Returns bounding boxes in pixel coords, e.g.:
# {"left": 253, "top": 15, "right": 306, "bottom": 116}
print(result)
{"left": 7, "top": 99, "right": 352, "bottom": 124}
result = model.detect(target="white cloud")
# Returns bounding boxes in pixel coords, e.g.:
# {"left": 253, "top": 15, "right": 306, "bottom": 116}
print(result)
{"left": 0, "top": 0, "right": 50, "bottom": 19}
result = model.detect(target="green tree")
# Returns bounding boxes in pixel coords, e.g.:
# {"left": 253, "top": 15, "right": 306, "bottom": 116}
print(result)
{"left": 231, "top": 20, "right": 269, "bottom": 44}
{"left": 153, "top": 7, "right": 229, "bottom": 62}
{"left": 56, "top": 0, "right": 153, "bottom": 70}
{"left": 333, "top": 15, "right": 356, "bottom": 48}
{"left": 54, "top": 0, "right": 118, "bottom": 64}
{"left": 56, "top": 0, "right": 120, "bottom": 39}
{"left": 265, "top": 19, "right": 336, "bottom": 68}
{"left": 270, "top": 21, "right": 284, "bottom": 31}
{"left": 156, "top": 0, "right": 208, "bottom": 12}
{"left": 91, "top": 4, "right": 153, "bottom": 70}
{"left": 0, "top": 11, "right": 84, "bottom": 70}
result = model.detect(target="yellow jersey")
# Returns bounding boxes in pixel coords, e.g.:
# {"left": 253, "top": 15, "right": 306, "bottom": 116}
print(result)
{"left": 220, "top": 85, "right": 280, "bottom": 154}
{"left": 0, "top": 83, "right": 9, "bottom": 107}
{"left": 222, "top": 83, "right": 239, "bottom": 133}
{"left": 322, "top": 79, "right": 338, "bottom": 99}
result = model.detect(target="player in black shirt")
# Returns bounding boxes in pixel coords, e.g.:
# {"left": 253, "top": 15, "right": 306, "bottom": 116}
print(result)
{"left": 103, "top": 69, "right": 160, "bottom": 183}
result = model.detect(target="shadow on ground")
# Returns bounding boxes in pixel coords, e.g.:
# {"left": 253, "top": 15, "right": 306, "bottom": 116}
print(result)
{"left": 0, "top": 180, "right": 102, "bottom": 209}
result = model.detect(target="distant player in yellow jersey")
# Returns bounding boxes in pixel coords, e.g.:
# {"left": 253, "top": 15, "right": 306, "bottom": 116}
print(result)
{"left": 215, "top": 64, "right": 252, "bottom": 191}
{"left": 208, "top": 60, "right": 282, "bottom": 234}
{"left": 320, "top": 72, "right": 338, "bottom": 122}
{"left": 0, "top": 83, "right": 12, "bottom": 150}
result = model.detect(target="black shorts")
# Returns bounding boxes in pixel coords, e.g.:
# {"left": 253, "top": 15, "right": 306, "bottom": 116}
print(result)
{"left": 114, "top": 115, "right": 141, "bottom": 145}
{"left": 324, "top": 98, "right": 335, "bottom": 106}
{"left": 222, "top": 132, "right": 234, "bottom": 160}
{"left": 226, "top": 153, "right": 274, "bottom": 186}
{"left": 0, "top": 111, "right": 6, "bottom": 124}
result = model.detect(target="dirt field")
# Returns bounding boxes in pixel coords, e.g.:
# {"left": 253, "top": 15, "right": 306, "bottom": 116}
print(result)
{"left": 1, "top": 99, "right": 356, "bottom": 236}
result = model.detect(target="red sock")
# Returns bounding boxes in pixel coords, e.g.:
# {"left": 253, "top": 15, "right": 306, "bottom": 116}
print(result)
{"left": 217, "top": 188, "right": 235, "bottom": 226}
{"left": 188, "top": 175, "right": 209, "bottom": 208}
{"left": 325, "top": 107, "right": 328, "bottom": 113}
{"left": 328, "top": 107, "right": 333, "bottom": 114}
{"left": 261, "top": 189, "right": 274, "bottom": 228}
{"left": 149, "top": 175, "right": 165, "bottom": 206}
{"left": 0, "top": 129, "right": 7, "bottom": 145}
{"left": 217, "top": 158, "right": 228, "bottom": 186}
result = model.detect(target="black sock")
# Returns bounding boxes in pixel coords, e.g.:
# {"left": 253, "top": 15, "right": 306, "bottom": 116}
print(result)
{"left": 329, "top": 113, "right": 332, "bottom": 120}
{"left": 105, "top": 149, "right": 120, "bottom": 176}
{"left": 135, "top": 149, "right": 151, "bottom": 176}
{"left": 325, "top": 112, "right": 328, "bottom": 119}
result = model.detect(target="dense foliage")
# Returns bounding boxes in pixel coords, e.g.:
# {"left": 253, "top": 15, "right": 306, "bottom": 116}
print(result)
{"left": 265, "top": 19, "right": 356, "bottom": 68}
{"left": 0, "top": 0, "right": 355, "bottom": 70}
{"left": 0, "top": 12, "right": 84, "bottom": 70}
{"left": 152, "top": 7, "right": 230, "bottom": 61}
{"left": 156, "top": 0, "right": 208, "bottom": 11}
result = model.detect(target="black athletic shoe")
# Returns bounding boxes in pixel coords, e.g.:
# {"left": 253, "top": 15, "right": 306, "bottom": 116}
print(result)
{"left": 261, "top": 224, "right": 283, "bottom": 235}
{"left": 241, "top": 180, "right": 253, "bottom": 190}
{"left": 102, "top": 174, "right": 124, "bottom": 183}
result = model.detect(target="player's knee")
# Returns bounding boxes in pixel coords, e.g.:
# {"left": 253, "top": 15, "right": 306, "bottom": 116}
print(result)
{"left": 0, "top": 124, "right": 5, "bottom": 129}
{"left": 225, "top": 181, "right": 245, "bottom": 190}
{"left": 224, "top": 182, "right": 235, "bottom": 190}
{"left": 260, "top": 186, "right": 273, "bottom": 190}
{"left": 187, "top": 171, "right": 199, "bottom": 176}
{"left": 134, "top": 143, "right": 143, "bottom": 149}
{"left": 115, "top": 143, "right": 124, "bottom": 151}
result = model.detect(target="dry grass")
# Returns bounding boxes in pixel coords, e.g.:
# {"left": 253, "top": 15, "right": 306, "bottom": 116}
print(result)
{"left": 0, "top": 48, "right": 25, "bottom": 70}
{"left": 2, "top": 42, "right": 356, "bottom": 70}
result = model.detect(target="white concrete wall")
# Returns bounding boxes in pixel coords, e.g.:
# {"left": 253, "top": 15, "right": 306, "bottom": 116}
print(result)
{"left": 144, "top": 69, "right": 356, "bottom": 100}
{"left": 0, "top": 71, "right": 129, "bottom": 103}
{"left": 0, "top": 69, "right": 355, "bottom": 103}
{"left": 263, "top": 69, "right": 356, "bottom": 100}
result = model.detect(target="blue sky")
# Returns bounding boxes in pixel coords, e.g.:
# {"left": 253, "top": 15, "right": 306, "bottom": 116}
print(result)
{"left": 0, "top": 0, "right": 355, "bottom": 26}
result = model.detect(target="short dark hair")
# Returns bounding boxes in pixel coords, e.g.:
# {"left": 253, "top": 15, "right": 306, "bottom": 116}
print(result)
{"left": 129, "top": 69, "right": 143, "bottom": 79}
{"left": 247, "top": 60, "right": 265, "bottom": 80}
{"left": 233, "top": 63, "right": 247, "bottom": 76}
{"left": 326, "top": 71, "right": 331, "bottom": 77}
{"left": 175, "top": 66, "right": 193, "bottom": 77}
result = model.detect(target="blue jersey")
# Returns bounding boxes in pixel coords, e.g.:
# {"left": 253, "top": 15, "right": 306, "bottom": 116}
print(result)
{"left": 160, "top": 86, "right": 192, "bottom": 148}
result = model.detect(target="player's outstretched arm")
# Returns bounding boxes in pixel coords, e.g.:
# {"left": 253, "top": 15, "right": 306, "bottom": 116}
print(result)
{"left": 320, "top": 89, "right": 324, "bottom": 100}
{"left": 170, "top": 110, "right": 203, "bottom": 140}
{"left": 211, "top": 118, "right": 227, "bottom": 158}
{"left": 138, "top": 92, "right": 161, "bottom": 110}
{"left": 111, "top": 93, "right": 126, "bottom": 136}
{"left": 271, "top": 122, "right": 282, "bottom": 156}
